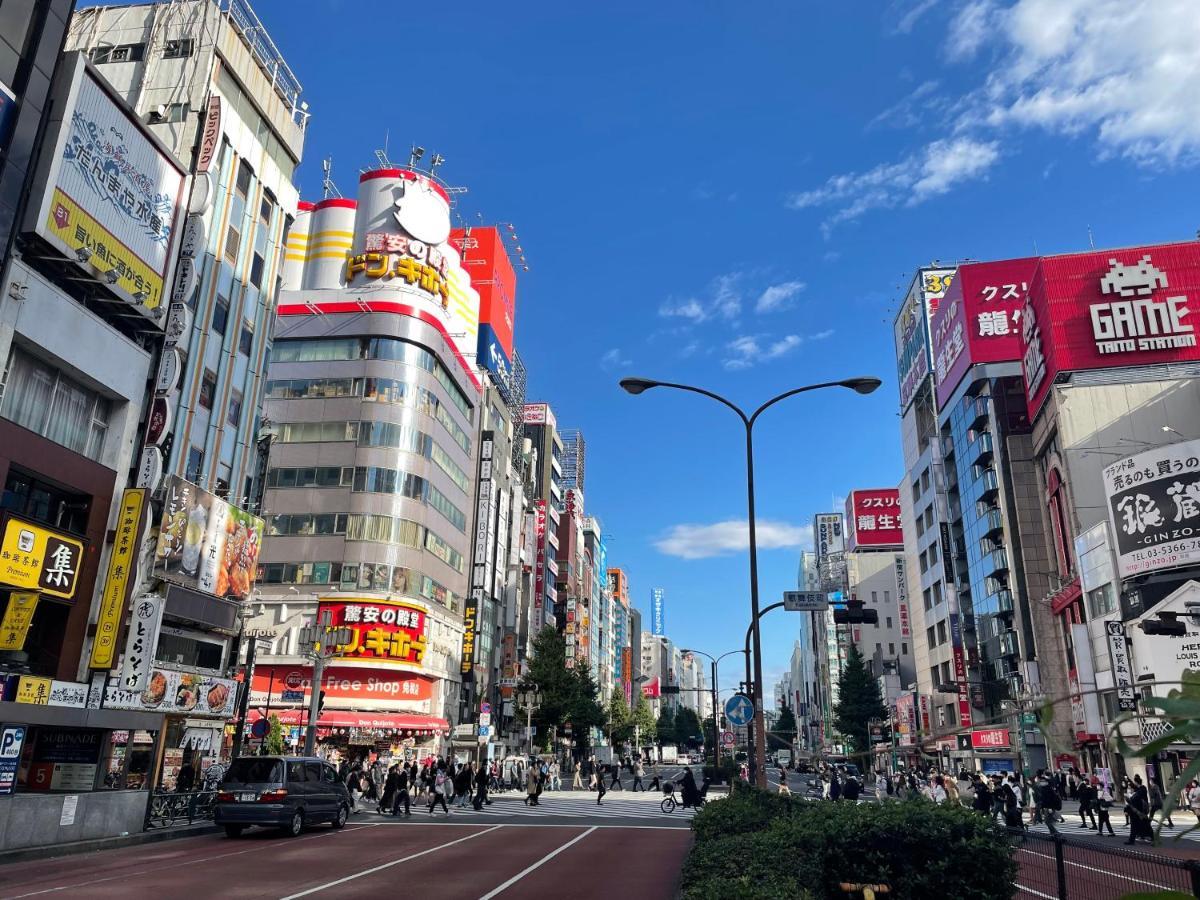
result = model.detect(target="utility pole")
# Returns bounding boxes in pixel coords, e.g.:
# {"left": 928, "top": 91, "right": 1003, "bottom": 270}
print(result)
{"left": 297, "top": 610, "right": 352, "bottom": 756}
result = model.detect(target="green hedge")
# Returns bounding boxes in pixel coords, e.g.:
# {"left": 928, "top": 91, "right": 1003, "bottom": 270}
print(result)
{"left": 681, "top": 788, "right": 1016, "bottom": 900}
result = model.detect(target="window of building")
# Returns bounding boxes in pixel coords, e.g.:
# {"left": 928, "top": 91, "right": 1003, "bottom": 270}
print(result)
{"left": 224, "top": 225, "right": 240, "bottom": 265}
{"left": 250, "top": 252, "right": 265, "bottom": 289}
{"left": 911, "top": 480, "right": 921, "bottom": 503}
{"left": 902, "top": 642, "right": 908, "bottom": 655}
{"left": 260, "top": 192, "right": 275, "bottom": 227}
{"left": 889, "top": 643, "right": 895, "bottom": 655}
{"left": 923, "top": 587, "right": 932, "bottom": 611}
{"left": 932, "top": 581, "right": 943, "bottom": 606}
{"left": 151, "top": 103, "right": 189, "bottom": 124}
{"left": 0, "top": 347, "right": 111, "bottom": 461}
{"left": 928, "top": 540, "right": 938, "bottom": 563}
{"left": 936, "top": 620, "right": 948, "bottom": 644}
{"left": 155, "top": 626, "right": 223, "bottom": 673}
{"left": 236, "top": 159, "right": 253, "bottom": 199}
{"left": 212, "top": 295, "right": 229, "bottom": 336}
{"left": 199, "top": 369, "right": 217, "bottom": 410}
{"left": 266, "top": 467, "right": 353, "bottom": 488}
{"left": 871, "top": 591, "right": 878, "bottom": 603}
{"left": 239, "top": 321, "right": 254, "bottom": 357}
{"left": 930, "top": 665, "right": 940, "bottom": 687}
{"left": 90, "top": 43, "right": 145, "bottom": 64}
{"left": 927, "top": 626, "right": 936, "bottom": 648}
{"left": 1, "top": 469, "right": 90, "bottom": 535}
{"left": 875, "top": 643, "right": 882, "bottom": 654}
{"left": 186, "top": 446, "right": 204, "bottom": 483}
{"left": 1087, "top": 584, "right": 1117, "bottom": 618}
{"left": 886, "top": 616, "right": 893, "bottom": 629}
{"left": 921, "top": 469, "right": 930, "bottom": 493}
{"left": 228, "top": 390, "right": 242, "bottom": 427}
{"left": 941, "top": 661, "right": 952, "bottom": 684}
{"left": 884, "top": 590, "right": 891, "bottom": 603}
{"left": 162, "top": 38, "right": 194, "bottom": 58}
{"left": 1046, "top": 467, "right": 1074, "bottom": 577}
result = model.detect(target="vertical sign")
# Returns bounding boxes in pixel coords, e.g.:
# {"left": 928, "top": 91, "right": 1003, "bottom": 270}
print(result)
{"left": 90, "top": 488, "right": 147, "bottom": 669}
{"left": 0, "top": 592, "right": 40, "bottom": 651}
{"left": 0, "top": 725, "right": 26, "bottom": 795}
{"left": 196, "top": 95, "right": 222, "bottom": 173}
{"left": 895, "top": 556, "right": 911, "bottom": 639}
{"left": 533, "top": 501, "right": 547, "bottom": 629}
{"left": 1106, "top": 620, "right": 1137, "bottom": 711}
{"left": 949, "top": 614, "right": 972, "bottom": 728}
{"left": 652, "top": 588, "right": 665, "bottom": 636}
{"left": 119, "top": 595, "right": 164, "bottom": 692}
{"left": 462, "top": 432, "right": 494, "bottom": 675}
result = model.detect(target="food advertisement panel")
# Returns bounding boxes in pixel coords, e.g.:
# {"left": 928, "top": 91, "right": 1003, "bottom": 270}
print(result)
{"left": 155, "top": 475, "right": 263, "bottom": 601}
{"left": 103, "top": 667, "right": 238, "bottom": 717}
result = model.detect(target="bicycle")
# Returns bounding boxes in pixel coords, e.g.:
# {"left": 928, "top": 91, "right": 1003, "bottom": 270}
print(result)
{"left": 660, "top": 781, "right": 708, "bottom": 814}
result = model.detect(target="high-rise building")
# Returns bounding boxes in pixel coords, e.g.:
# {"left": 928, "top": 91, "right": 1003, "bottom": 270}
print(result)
{"left": 560, "top": 428, "right": 585, "bottom": 493}
{"left": 522, "top": 402, "right": 562, "bottom": 631}
{"left": 66, "top": 0, "right": 308, "bottom": 505}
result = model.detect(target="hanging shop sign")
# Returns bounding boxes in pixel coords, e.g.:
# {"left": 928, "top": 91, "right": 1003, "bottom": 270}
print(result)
{"left": 136, "top": 446, "right": 164, "bottom": 491}
{"left": 164, "top": 301, "right": 191, "bottom": 347}
{"left": 196, "top": 95, "right": 221, "bottom": 174}
{"left": 118, "top": 594, "right": 165, "bottom": 693}
{"left": 0, "top": 516, "right": 84, "bottom": 601}
{"left": 1106, "top": 620, "right": 1137, "bottom": 712}
{"left": 0, "top": 591, "right": 39, "bottom": 651}
{"left": 155, "top": 347, "right": 180, "bottom": 395}
{"left": 146, "top": 397, "right": 172, "bottom": 446}
{"left": 178, "top": 213, "right": 206, "bottom": 260}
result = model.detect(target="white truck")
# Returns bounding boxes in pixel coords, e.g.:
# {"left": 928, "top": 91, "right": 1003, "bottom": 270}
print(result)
{"left": 775, "top": 750, "right": 792, "bottom": 768}
{"left": 659, "top": 745, "right": 679, "bottom": 764}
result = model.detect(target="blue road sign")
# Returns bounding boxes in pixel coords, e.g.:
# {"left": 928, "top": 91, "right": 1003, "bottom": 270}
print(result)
{"left": 281, "top": 690, "right": 304, "bottom": 702}
{"left": 724, "top": 693, "right": 754, "bottom": 728}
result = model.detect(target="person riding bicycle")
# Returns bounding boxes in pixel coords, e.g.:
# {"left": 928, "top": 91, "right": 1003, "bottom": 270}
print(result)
{"left": 680, "top": 767, "right": 701, "bottom": 808}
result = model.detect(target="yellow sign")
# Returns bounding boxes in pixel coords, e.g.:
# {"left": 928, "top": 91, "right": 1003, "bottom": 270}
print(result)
{"left": 0, "top": 517, "right": 85, "bottom": 601}
{"left": 44, "top": 187, "right": 165, "bottom": 309}
{"left": 15, "top": 675, "right": 52, "bottom": 705}
{"left": 89, "top": 489, "right": 147, "bottom": 669}
{"left": 346, "top": 252, "right": 449, "bottom": 307}
{"left": 0, "top": 592, "right": 39, "bottom": 651}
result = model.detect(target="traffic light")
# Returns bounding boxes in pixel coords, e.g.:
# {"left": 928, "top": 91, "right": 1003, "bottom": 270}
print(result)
{"left": 1140, "top": 613, "right": 1187, "bottom": 636}
{"left": 833, "top": 601, "right": 879, "bottom": 625}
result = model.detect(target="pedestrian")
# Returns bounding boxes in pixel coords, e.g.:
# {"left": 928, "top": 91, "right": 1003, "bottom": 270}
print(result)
{"left": 648, "top": 767, "right": 662, "bottom": 792}
{"left": 596, "top": 764, "right": 608, "bottom": 805}
{"left": 680, "top": 767, "right": 701, "bottom": 808}
{"left": 473, "top": 760, "right": 489, "bottom": 810}
{"left": 943, "top": 775, "right": 960, "bottom": 806}
{"left": 829, "top": 772, "right": 842, "bottom": 801}
{"left": 632, "top": 759, "right": 645, "bottom": 792}
{"left": 551, "top": 760, "right": 562, "bottom": 791}
{"left": 928, "top": 776, "right": 947, "bottom": 804}
{"left": 1040, "top": 774, "right": 1063, "bottom": 825}
{"left": 1126, "top": 775, "right": 1153, "bottom": 844}
{"left": 1078, "top": 777, "right": 1098, "bottom": 829}
{"left": 1188, "top": 780, "right": 1200, "bottom": 825}
{"left": 381, "top": 764, "right": 398, "bottom": 814}
{"left": 875, "top": 771, "right": 887, "bottom": 798}
{"left": 344, "top": 765, "right": 362, "bottom": 812}
{"left": 1003, "top": 776, "right": 1025, "bottom": 829}
{"left": 971, "top": 775, "right": 991, "bottom": 815}
{"left": 525, "top": 763, "right": 540, "bottom": 806}
{"left": 778, "top": 768, "right": 791, "bottom": 796}
{"left": 609, "top": 761, "right": 622, "bottom": 790}
{"left": 393, "top": 765, "right": 412, "bottom": 817}
{"left": 1149, "top": 777, "right": 1174, "bottom": 828}
{"left": 573, "top": 761, "right": 583, "bottom": 790}
{"left": 844, "top": 774, "right": 862, "bottom": 802}
{"left": 1095, "top": 777, "right": 1115, "bottom": 836}
{"left": 428, "top": 765, "right": 451, "bottom": 815}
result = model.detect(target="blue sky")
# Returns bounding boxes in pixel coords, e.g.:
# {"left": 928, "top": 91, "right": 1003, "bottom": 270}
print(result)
{"left": 260, "top": 0, "right": 1200, "bottom": 697}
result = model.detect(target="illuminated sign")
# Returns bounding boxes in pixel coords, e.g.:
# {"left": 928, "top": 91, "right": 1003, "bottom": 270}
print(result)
{"left": 90, "top": 488, "right": 147, "bottom": 668}
{"left": 0, "top": 517, "right": 84, "bottom": 601}
{"left": 347, "top": 230, "right": 450, "bottom": 305}
{"left": 319, "top": 598, "right": 428, "bottom": 668}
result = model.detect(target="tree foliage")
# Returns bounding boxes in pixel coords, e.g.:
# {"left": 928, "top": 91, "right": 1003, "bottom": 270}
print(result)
{"left": 266, "top": 714, "right": 285, "bottom": 755}
{"left": 632, "top": 693, "right": 657, "bottom": 745}
{"left": 768, "top": 704, "right": 797, "bottom": 751}
{"left": 655, "top": 706, "right": 676, "bottom": 746}
{"left": 833, "top": 644, "right": 887, "bottom": 756}
{"left": 675, "top": 706, "right": 704, "bottom": 747}
{"left": 518, "top": 626, "right": 605, "bottom": 747}
{"left": 606, "top": 693, "right": 633, "bottom": 745}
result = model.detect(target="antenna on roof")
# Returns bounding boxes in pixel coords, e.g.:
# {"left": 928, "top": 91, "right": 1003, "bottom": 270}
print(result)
{"left": 321, "top": 157, "right": 341, "bottom": 199}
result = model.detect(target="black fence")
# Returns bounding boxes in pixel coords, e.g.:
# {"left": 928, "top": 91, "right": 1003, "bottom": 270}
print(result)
{"left": 144, "top": 790, "right": 218, "bottom": 829}
{"left": 1008, "top": 827, "right": 1200, "bottom": 899}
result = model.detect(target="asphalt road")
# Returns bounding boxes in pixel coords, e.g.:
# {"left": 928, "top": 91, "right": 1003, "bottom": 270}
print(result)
{"left": 0, "top": 821, "right": 692, "bottom": 899}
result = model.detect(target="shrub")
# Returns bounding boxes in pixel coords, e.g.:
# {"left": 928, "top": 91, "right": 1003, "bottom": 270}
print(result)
{"left": 682, "top": 788, "right": 1016, "bottom": 900}
{"left": 702, "top": 760, "right": 739, "bottom": 785}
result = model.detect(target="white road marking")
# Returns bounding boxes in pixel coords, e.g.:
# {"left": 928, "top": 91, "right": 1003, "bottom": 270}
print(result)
{"left": 278, "top": 824, "right": 503, "bottom": 899}
{"left": 477, "top": 827, "right": 597, "bottom": 900}
{"left": 1014, "top": 883, "right": 1058, "bottom": 899}
{"left": 1015, "top": 847, "right": 1174, "bottom": 891}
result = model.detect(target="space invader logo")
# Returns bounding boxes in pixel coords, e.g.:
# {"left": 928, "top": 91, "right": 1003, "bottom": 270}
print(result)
{"left": 1090, "top": 254, "right": 1195, "bottom": 356}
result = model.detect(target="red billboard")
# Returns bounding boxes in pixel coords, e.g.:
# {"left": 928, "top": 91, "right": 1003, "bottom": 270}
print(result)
{"left": 316, "top": 598, "right": 428, "bottom": 668}
{"left": 451, "top": 226, "right": 516, "bottom": 359}
{"left": 250, "top": 664, "right": 434, "bottom": 706}
{"left": 970, "top": 728, "right": 1011, "bottom": 750}
{"left": 845, "top": 488, "right": 903, "bottom": 549}
{"left": 1021, "top": 242, "right": 1200, "bottom": 418}
{"left": 931, "top": 257, "right": 1039, "bottom": 408}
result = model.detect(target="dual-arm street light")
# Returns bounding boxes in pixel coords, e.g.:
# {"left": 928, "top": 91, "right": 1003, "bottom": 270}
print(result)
{"left": 297, "top": 611, "right": 353, "bottom": 756}
{"left": 682, "top": 648, "right": 747, "bottom": 766}
{"left": 621, "top": 375, "right": 881, "bottom": 787}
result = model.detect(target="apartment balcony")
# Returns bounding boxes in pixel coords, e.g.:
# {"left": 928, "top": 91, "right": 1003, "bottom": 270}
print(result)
{"left": 970, "top": 431, "right": 995, "bottom": 466}
{"left": 969, "top": 396, "right": 990, "bottom": 429}
{"left": 978, "top": 467, "right": 1000, "bottom": 498}
{"left": 982, "top": 507, "right": 1004, "bottom": 538}
{"left": 986, "top": 547, "right": 1009, "bottom": 576}
{"left": 988, "top": 589, "right": 1014, "bottom": 615}
{"left": 997, "top": 629, "right": 1020, "bottom": 658}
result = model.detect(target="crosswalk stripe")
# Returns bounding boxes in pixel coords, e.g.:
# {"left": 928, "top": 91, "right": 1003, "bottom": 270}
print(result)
{"left": 362, "top": 791, "right": 700, "bottom": 820}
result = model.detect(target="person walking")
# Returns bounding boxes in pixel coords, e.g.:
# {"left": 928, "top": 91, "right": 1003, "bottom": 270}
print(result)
{"left": 473, "top": 760, "right": 489, "bottom": 810}
{"left": 843, "top": 774, "right": 862, "bottom": 802}
{"left": 609, "top": 761, "right": 623, "bottom": 791}
{"left": 344, "top": 765, "right": 362, "bottom": 813}
{"left": 381, "top": 765, "right": 398, "bottom": 815}
{"left": 928, "top": 776, "right": 948, "bottom": 804}
{"left": 595, "top": 763, "right": 608, "bottom": 805}
{"left": 525, "top": 764, "right": 540, "bottom": 806}
{"left": 632, "top": 759, "right": 645, "bottom": 792}
{"left": 393, "top": 765, "right": 412, "bottom": 817}
{"left": 1078, "top": 777, "right": 1098, "bottom": 829}
{"left": 549, "top": 760, "right": 561, "bottom": 792}
{"left": 572, "top": 760, "right": 583, "bottom": 790}
{"left": 1003, "top": 776, "right": 1025, "bottom": 829}
{"left": 1126, "top": 776, "right": 1153, "bottom": 844}
{"left": 971, "top": 775, "right": 991, "bottom": 815}
{"left": 1149, "top": 777, "right": 1174, "bottom": 828}
{"left": 778, "top": 767, "right": 791, "bottom": 796}
{"left": 1188, "top": 779, "right": 1200, "bottom": 825}
{"left": 1095, "top": 777, "right": 1115, "bottom": 836}
{"left": 829, "top": 772, "right": 842, "bottom": 801}
{"left": 428, "top": 766, "right": 451, "bottom": 815}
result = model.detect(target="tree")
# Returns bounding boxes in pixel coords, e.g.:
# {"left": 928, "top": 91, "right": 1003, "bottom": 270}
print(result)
{"left": 266, "top": 714, "right": 285, "bottom": 755}
{"left": 606, "top": 694, "right": 633, "bottom": 746}
{"left": 632, "top": 693, "right": 657, "bottom": 747}
{"left": 655, "top": 706, "right": 676, "bottom": 747}
{"left": 675, "top": 706, "right": 703, "bottom": 748}
{"left": 834, "top": 644, "right": 887, "bottom": 756}
{"left": 518, "top": 627, "right": 604, "bottom": 750}
{"left": 769, "top": 703, "right": 797, "bottom": 751}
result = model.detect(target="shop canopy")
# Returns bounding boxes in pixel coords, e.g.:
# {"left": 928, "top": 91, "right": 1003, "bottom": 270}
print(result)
{"left": 247, "top": 709, "right": 448, "bottom": 732}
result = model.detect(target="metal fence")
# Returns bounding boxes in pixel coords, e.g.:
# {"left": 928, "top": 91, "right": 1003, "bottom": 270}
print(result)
{"left": 1008, "top": 827, "right": 1200, "bottom": 899}
{"left": 144, "top": 790, "right": 218, "bottom": 830}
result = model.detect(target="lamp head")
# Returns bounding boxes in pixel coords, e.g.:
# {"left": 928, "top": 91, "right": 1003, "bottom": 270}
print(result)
{"left": 619, "top": 377, "right": 659, "bottom": 396}
{"left": 840, "top": 377, "right": 882, "bottom": 395}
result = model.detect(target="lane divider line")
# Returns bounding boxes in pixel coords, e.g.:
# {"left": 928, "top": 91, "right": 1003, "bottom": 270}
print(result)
{"left": 477, "top": 826, "right": 597, "bottom": 900}
{"left": 279, "top": 825, "right": 503, "bottom": 899}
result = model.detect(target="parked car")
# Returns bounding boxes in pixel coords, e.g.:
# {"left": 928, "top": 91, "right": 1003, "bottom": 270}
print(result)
{"left": 215, "top": 756, "right": 351, "bottom": 838}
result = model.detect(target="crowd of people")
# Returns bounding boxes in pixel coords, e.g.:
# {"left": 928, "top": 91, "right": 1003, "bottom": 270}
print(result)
{"left": 784, "top": 761, "right": 1199, "bottom": 845}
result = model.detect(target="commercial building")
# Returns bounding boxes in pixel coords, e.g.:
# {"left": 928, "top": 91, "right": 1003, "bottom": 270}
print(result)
{"left": 521, "top": 402, "right": 562, "bottom": 632}
{"left": 248, "top": 160, "right": 485, "bottom": 755}
{"left": 66, "top": 0, "right": 308, "bottom": 506}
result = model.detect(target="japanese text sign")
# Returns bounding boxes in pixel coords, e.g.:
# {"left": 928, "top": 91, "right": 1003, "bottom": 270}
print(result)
{"left": 1022, "top": 242, "right": 1200, "bottom": 418}
{"left": 90, "top": 488, "right": 147, "bottom": 668}
{"left": 845, "top": 488, "right": 903, "bottom": 549}
{"left": 15, "top": 676, "right": 51, "bottom": 705}
{"left": 320, "top": 598, "right": 429, "bottom": 668}
{"left": 1106, "top": 621, "right": 1137, "bottom": 711}
{"left": 0, "top": 592, "right": 39, "bottom": 651}
{"left": 251, "top": 664, "right": 433, "bottom": 708}
{"left": 119, "top": 594, "right": 164, "bottom": 692}
{"left": 1103, "top": 438, "right": 1200, "bottom": 578}
{"left": 894, "top": 267, "right": 955, "bottom": 411}
{"left": 0, "top": 516, "right": 84, "bottom": 601}
{"left": 970, "top": 728, "right": 1010, "bottom": 750}
{"left": 930, "top": 257, "right": 1039, "bottom": 408}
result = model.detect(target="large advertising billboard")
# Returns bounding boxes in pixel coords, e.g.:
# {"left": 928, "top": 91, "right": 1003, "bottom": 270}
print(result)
{"left": 317, "top": 597, "right": 429, "bottom": 669}
{"left": 154, "top": 475, "right": 264, "bottom": 601}
{"left": 451, "top": 226, "right": 518, "bottom": 394}
{"left": 27, "top": 54, "right": 186, "bottom": 314}
{"left": 845, "top": 488, "right": 903, "bottom": 549}
{"left": 931, "top": 257, "right": 1039, "bottom": 408}
{"left": 1103, "top": 438, "right": 1200, "bottom": 578}
{"left": 814, "top": 513, "right": 845, "bottom": 559}
{"left": 894, "top": 267, "right": 955, "bottom": 411}
{"left": 1021, "top": 242, "right": 1200, "bottom": 418}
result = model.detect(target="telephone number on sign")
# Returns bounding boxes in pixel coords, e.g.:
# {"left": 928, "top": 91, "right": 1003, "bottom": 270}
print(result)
{"left": 1126, "top": 541, "right": 1200, "bottom": 572}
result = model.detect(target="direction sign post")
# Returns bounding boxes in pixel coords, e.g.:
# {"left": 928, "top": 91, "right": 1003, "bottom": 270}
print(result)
{"left": 783, "top": 591, "right": 829, "bottom": 612}
{"left": 725, "top": 693, "right": 754, "bottom": 728}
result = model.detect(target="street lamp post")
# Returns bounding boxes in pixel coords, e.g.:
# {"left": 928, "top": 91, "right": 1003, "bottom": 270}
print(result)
{"left": 683, "top": 648, "right": 747, "bottom": 768}
{"left": 622, "top": 375, "right": 880, "bottom": 787}
{"left": 517, "top": 685, "right": 542, "bottom": 757}
{"left": 297, "top": 611, "right": 353, "bottom": 756}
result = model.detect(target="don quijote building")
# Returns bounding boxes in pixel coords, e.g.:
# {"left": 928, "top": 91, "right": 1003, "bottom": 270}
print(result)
{"left": 247, "top": 162, "right": 488, "bottom": 759}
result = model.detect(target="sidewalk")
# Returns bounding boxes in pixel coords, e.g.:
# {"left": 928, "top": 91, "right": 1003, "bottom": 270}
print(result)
{"left": 0, "top": 820, "right": 216, "bottom": 866}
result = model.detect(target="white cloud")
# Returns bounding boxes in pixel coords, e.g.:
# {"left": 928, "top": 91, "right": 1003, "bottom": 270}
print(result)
{"left": 659, "top": 273, "right": 743, "bottom": 323}
{"left": 654, "top": 519, "right": 814, "bottom": 559}
{"left": 888, "top": 0, "right": 940, "bottom": 33}
{"left": 755, "top": 280, "right": 807, "bottom": 314}
{"left": 867, "top": 80, "right": 944, "bottom": 130}
{"left": 975, "top": 0, "right": 1200, "bottom": 165}
{"left": 721, "top": 330, "right": 831, "bottom": 370}
{"left": 600, "top": 348, "right": 632, "bottom": 370}
{"left": 787, "top": 137, "right": 1000, "bottom": 231}
{"left": 947, "top": 0, "right": 996, "bottom": 61}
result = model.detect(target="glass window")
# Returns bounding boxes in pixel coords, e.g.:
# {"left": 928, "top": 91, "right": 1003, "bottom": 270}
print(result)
{"left": 250, "top": 253, "right": 265, "bottom": 289}
{"left": 236, "top": 160, "right": 253, "bottom": 198}
{"left": 0, "top": 347, "right": 112, "bottom": 462}
{"left": 154, "top": 628, "right": 224, "bottom": 672}
{"left": 91, "top": 43, "right": 146, "bottom": 64}
{"left": 186, "top": 446, "right": 204, "bottom": 482}
{"left": 212, "top": 295, "right": 230, "bottom": 336}
{"left": 228, "top": 391, "right": 243, "bottom": 427}
{"left": 260, "top": 193, "right": 275, "bottom": 227}
{"left": 163, "top": 38, "right": 194, "bottom": 58}
{"left": 902, "top": 643, "right": 908, "bottom": 655}
{"left": 239, "top": 321, "right": 254, "bottom": 357}
{"left": 1087, "top": 584, "right": 1117, "bottom": 618}
{"left": 199, "top": 370, "right": 217, "bottom": 410}
{"left": 224, "top": 225, "right": 240, "bottom": 264}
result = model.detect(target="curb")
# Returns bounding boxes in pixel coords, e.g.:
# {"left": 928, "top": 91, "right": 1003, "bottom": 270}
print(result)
{"left": 0, "top": 822, "right": 218, "bottom": 866}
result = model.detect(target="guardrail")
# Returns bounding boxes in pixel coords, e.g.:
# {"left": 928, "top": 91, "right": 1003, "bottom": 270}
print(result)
{"left": 144, "top": 790, "right": 218, "bottom": 830}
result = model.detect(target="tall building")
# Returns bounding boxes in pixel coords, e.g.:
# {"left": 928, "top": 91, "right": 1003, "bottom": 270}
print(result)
{"left": 66, "top": 0, "right": 308, "bottom": 505}
{"left": 560, "top": 428, "right": 585, "bottom": 493}
{"left": 521, "top": 402, "right": 562, "bottom": 631}
{"left": 248, "top": 160, "right": 483, "bottom": 743}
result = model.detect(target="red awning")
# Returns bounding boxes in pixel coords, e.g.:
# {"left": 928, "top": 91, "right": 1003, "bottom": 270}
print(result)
{"left": 247, "top": 709, "right": 448, "bottom": 731}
